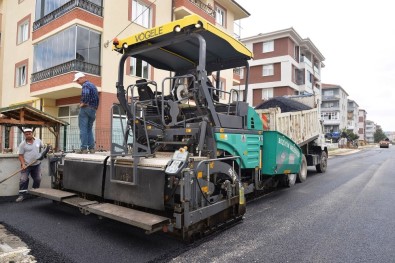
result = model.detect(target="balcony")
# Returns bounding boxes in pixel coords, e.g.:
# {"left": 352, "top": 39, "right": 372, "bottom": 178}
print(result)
{"left": 232, "top": 68, "right": 241, "bottom": 84}
{"left": 313, "top": 65, "right": 321, "bottom": 79}
{"left": 31, "top": 60, "right": 100, "bottom": 83}
{"left": 174, "top": 0, "right": 215, "bottom": 22}
{"left": 322, "top": 95, "right": 340, "bottom": 101}
{"left": 347, "top": 121, "right": 356, "bottom": 128}
{"left": 33, "top": 0, "right": 103, "bottom": 31}
{"left": 300, "top": 55, "right": 313, "bottom": 68}
{"left": 323, "top": 119, "right": 341, "bottom": 125}
{"left": 321, "top": 106, "right": 340, "bottom": 111}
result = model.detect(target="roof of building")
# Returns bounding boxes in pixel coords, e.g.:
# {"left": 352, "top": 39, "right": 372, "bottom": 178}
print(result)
{"left": 255, "top": 96, "right": 312, "bottom": 112}
{"left": 322, "top": 83, "right": 349, "bottom": 96}
{"left": 230, "top": 0, "right": 251, "bottom": 19}
{"left": 240, "top": 27, "right": 325, "bottom": 62}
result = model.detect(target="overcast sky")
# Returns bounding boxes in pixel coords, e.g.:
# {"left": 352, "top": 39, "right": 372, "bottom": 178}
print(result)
{"left": 237, "top": 0, "right": 395, "bottom": 131}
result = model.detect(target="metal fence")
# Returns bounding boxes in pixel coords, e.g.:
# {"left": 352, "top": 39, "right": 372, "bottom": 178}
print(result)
{"left": 0, "top": 126, "right": 130, "bottom": 154}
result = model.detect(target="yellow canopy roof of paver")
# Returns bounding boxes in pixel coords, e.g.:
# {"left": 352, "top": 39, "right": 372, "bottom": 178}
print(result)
{"left": 113, "top": 14, "right": 253, "bottom": 73}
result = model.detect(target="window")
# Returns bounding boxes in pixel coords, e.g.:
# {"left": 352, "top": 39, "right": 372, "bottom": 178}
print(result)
{"left": 295, "top": 68, "right": 304, "bottom": 84}
{"left": 17, "top": 19, "right": 29, "bottom": 44}
{"left": 218, "top": 79, "right": 226, "bottom": 99}
{"left": 132, "top": 0, "right": 151, "bottom": 28}
{"left": 130, "top": 58, "right": 149, "bottom": 78}
{"left": 321, "top": 112, "right": 339, "bottom": 120}
{"left": 262, "top": 64, "right": 274, "bottom": 76}
{"left": 59, "top": 105, "right": 83, "bottom": 151}
{"left": 261, "top": 88, "right": 273, "bottom": 100}
{"left": 239, "top": 68, "right": 244, "bottom": 79}
{"left": 262, "top": 41, "right": 274, "bottom": 53}
{"left": 35, "top": 0, "right": 103, "bottom": 20}
{"left": 16, "top": 65, "right": 27, "bottom": 87}
{"left": 294, "top": 45, "right": 299, "bottom": 61}
{"left": 112, "top": 105, "right": 133, "bottom": 150}
{"left": 76, "top": 26, "right": 101, "bottom": 65}
{"left": 308, "top": 71, "right": 313, "bottom": 83}
{"left": 35, "top": 0, "right": 69, "bottom": 20}
{"left": 323, "top": 90, "right": 334, "bottom": 96}
{"left": 215, "top": 5, "right": 225, "bottom": 27}
{"left": 33, "top": 25, "right": 101, "bottom": 73}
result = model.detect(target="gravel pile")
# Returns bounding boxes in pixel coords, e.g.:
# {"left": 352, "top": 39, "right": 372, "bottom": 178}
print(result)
{"left": 255, "top": 96, "right": 312, "bottom": 112}
{"left": 0, "top": 224, "right": 36, "bottom": 263}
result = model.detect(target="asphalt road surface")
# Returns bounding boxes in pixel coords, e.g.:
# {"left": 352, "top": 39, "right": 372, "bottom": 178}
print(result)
{"left": 1, "top": 146, "right": 394, "bottom": 262}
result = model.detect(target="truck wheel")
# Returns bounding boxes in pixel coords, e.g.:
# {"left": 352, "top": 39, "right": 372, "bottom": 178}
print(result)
{"left": 297, "top": 155, "right": 307, "bottom": 183}
{"left": 285, "top": 173, "right": 296, "bottom": 187}
{"left": 315, "top": 151, "right": 327, "bottom": 173}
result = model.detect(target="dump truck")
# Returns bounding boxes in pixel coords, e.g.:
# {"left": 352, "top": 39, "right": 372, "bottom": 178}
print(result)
{"left": 379, "top": 138, "right": 390, "bottom": 148}
{"left": 255, "top": 95, "right": 328, "bottom": 175}
{"left": 30, "top": 15, "right": 326, "bottom": 240}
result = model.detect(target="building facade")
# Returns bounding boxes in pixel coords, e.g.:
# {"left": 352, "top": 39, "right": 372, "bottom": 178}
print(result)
{"left": 0, "top": 0, "right": 249, "bottom": 152}
{"left": 384, "top": 131, "right": 395, "bottom": 142}
{"left": 321, "top": 84, "right": 348, "bottom": 133}
{"left": 358, "top": 109, "right": 367, "bottom": 144}
{"left": 238, "top": 28, "right": 325, "bottom": 107}
{"left": 347, "top": 99, "right": 359, "bottom": 135}
{"left": 365, "top": 120, "right": 375, "bottom": 143}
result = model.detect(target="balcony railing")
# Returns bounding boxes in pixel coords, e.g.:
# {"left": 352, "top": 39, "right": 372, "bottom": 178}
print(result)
{"left": 321, "top": 106, "right": 340, "bottom": 111}
{"left": 33, "top": 0, "right": 103, "bottom": 31}
{"left": 31, "top": 60, "right": 101, "bottom": 83}
{"left": 188, "top": 0, "right": 215, "bottom": 18}
{"left": 314, "top": 65, "right": 320, "bottom": 74}
{"left": 322, "top": 95, "right": 340, "bottom": 101}
{"left": 300, "top": 55, "right": 312, "bottom": 67}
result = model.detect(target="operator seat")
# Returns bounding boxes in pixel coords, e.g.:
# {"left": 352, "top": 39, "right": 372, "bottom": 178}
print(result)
{"left": 136, "top": 79, "right": 155, "bottom": 101}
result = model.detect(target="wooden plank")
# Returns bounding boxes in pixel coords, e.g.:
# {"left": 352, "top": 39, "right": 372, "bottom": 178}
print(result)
{"left": 28, "top": 188, "right": 76, "bottom": 201}
{"left": 62, "top": 197, "right": 98, "bottom": 207}
{"left": 86, "top": 203, "right": 170, "bottom": 232}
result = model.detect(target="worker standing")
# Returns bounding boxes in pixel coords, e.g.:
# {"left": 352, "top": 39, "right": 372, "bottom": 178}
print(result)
{"left": 73, "top": 72, "right": 99, "bottom": 154}
{"left": 16, "top": 128, "right": 45, "bottom": 202}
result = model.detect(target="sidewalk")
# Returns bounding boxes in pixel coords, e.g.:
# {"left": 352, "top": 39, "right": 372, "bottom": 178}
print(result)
{"left": 328, "top": 144, "right": 376, "bottom": 156}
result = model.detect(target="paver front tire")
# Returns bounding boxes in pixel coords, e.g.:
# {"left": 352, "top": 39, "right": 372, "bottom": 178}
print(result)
{"left": 316, "top": 151, "right": 328, "bottom": 173}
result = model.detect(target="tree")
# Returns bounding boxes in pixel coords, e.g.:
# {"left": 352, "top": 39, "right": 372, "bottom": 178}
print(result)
{"left": 341, "top": 128, "right": 359, "bottom": 141}
{"left": 374, "top": 126, "right": 387, "bottom": 143}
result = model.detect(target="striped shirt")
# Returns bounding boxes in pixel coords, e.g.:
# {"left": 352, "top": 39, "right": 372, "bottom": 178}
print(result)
{"left": 81, "top": 80, "right": 99, "bottom": 108}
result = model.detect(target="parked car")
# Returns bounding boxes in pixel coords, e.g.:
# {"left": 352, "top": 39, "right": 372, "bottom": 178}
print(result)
{"left": 325, "top": 132, "right": 341, "bottom": 143}
{"left": 379, "top": 138, "right": 390, "bottom": 148}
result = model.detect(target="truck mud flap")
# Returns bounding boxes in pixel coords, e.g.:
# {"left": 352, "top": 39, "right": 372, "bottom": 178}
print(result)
{"left": 29, "top": 188, "right": 170, "bottom": 234}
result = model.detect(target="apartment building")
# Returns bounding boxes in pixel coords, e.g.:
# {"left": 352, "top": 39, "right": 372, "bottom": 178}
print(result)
{"left": 358, "top": 109, "right": 367, "bottom": 144}
{"left": 321, "top": 84, "right": 348, "bottom": 133}
{"left": 238, "top": 28, "right": 325, "bottom": 107}
{"left": 347, "top": 99, "right": 359, "bottom": 135}
{"left": 385, "top": 131, "right": 395, "bottom": 142}
{"left": 0, "top": 0, "right": 4, "bottom": 106}
{"left": 365, "top": 120, "right": 375, "bottom": 143}
{"left": 0, "top": 0, "right": 249, "bottom": 152}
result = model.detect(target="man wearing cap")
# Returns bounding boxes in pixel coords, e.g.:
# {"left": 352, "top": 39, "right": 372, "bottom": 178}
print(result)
{"left": 16, "top": 128, "right": 45, "bottom": 202}
{"left": 73, "top": 72, "right": 99, "bottom": 154}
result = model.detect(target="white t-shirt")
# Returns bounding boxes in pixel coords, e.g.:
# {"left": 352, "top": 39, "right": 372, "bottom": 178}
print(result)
{"left": 18, "top": 138, "right": 44, "bottom": 166}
